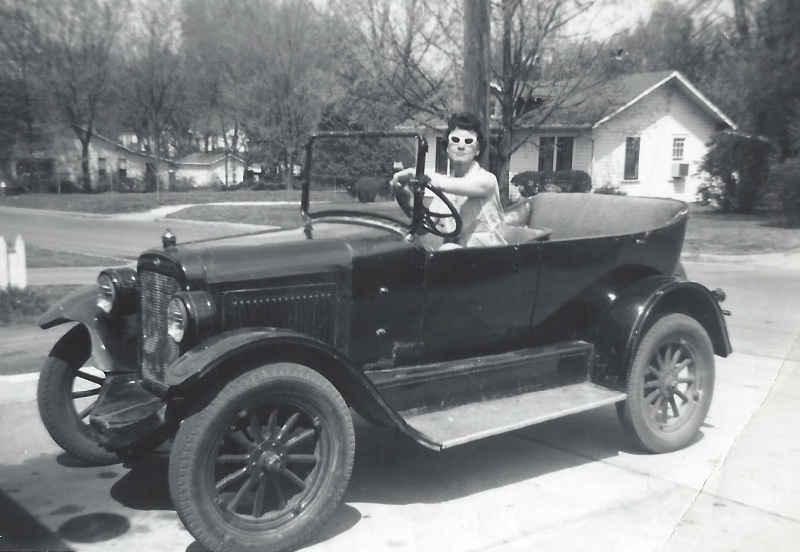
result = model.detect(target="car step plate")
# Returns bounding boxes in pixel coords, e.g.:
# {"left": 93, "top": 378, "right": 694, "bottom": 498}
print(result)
{"left": 402, "top": 382, "right": 626, "bottom": 450}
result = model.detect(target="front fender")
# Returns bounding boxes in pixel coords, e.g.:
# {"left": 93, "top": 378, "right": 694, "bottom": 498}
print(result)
{"left": 37, "top": 285, "right": 98, "bottom": 329}
{"left": 37, "top": 285, "right": 138, "bottom": 373}
{"left": 595, "top": 275, "right": 732, "bottom": 386}
{"left": 163, "top": 328, "right": 414, "bottom": 435}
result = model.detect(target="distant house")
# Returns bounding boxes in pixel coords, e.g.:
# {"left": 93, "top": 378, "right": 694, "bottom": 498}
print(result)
{"left": 410, "top": 71, "right": 736, "bottom": 202}
{"left": 1, "top": 128, "right": 168, "bottom": 191}
{"left": 174, "top": 152, "right": 247, "bottom": 188}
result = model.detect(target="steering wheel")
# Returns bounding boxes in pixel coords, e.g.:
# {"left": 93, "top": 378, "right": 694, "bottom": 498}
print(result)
{"left": 394, "top": 175, "right": 462, "bottom": 239}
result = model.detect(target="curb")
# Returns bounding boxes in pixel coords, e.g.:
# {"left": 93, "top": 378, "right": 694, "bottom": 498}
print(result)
{"left": 682, "top": 251, "right": 800, "bottom": 267}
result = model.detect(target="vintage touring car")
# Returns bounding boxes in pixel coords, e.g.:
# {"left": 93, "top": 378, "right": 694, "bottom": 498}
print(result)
{"left": 36, "top": 131, "right": 731, "bottom": 552}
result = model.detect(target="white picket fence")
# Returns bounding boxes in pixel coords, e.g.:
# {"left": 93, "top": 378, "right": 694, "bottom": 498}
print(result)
{"left": 0, "top": 235, "right": 27, "bottom": 291}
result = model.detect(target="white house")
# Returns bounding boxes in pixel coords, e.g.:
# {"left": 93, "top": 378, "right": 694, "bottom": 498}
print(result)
{"left": 414, "top": 71, "right": 736, "bottom": 202}
{"left": 174, "top": 152, "right": 247, "bottom": 188}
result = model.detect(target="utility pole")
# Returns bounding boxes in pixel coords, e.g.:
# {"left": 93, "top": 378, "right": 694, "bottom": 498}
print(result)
{"left": 463, "top": 0, "right": 491, "bottom": 166}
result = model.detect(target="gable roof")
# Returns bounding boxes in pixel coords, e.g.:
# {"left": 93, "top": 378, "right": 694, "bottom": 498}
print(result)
{"left": 587, "top": 71, "right": 736, "bottom": 130}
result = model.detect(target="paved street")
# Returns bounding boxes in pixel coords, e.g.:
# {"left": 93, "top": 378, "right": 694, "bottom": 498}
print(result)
{"left": 0, "top": 208, "right": 799, "bottom": 551}
{"left": 0, "top": 205, "right": 273, "bottom": 259}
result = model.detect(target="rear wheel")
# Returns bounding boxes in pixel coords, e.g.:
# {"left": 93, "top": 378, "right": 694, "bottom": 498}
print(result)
{"left": 616, "top": 314, "right": 715, "bottom": 453}
{"left": 37, "top": 325, "right": 120, "bottom": 466}
{"left": 169, "top": 362, "right": 355, "bottom": 552}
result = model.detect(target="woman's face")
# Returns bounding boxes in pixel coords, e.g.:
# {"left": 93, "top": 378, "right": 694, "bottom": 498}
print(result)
{"left": 447, "top": 127, "right": 479, "bottom": 165}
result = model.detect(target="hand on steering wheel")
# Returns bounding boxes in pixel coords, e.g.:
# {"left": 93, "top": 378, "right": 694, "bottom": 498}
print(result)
{"left": 393, "top": 174, "right": 462, "bottom": 239}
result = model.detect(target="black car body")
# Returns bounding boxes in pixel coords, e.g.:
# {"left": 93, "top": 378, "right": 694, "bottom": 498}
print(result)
{"left": 36, "top": 132, "right": 731, "bottom": 552}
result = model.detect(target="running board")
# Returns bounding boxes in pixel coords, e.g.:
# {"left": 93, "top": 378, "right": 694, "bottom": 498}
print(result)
{"left": 402, "top": 382, "right": 626, "bottom": 450}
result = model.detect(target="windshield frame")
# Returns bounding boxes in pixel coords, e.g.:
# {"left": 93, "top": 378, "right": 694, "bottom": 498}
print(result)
{"left": 301, "top": 130, "right": 428, "bottom": 235}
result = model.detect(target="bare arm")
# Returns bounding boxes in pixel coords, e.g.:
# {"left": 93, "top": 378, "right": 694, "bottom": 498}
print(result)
{"left": 430, "top": 171, "right": 496, "bottom": 198}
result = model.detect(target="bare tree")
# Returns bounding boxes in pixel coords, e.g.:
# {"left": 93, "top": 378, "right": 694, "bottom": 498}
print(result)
{"left": 0, "top": 0, "right": 44, "bottom": 140}
{"left": 181, "top": 0, "right": 243, "bottom": 158}
{"left": 223, "top": 0, "right": 341, "bottom": 186}
{"left": 34, "top": 0, "right": 128, "bottom": 192}
{"left": 490, "top": 0, "right": 615, "bottom": 201}
{"left": 119, "top": 0, "right": 186, "bottom": 196}
{"left": 327, "top": 0, "right": 464, "bottom": 125}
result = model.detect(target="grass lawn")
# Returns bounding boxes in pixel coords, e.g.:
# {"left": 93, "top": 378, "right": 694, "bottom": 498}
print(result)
{"left": 25, "top": 246, "right": 129, "bottom": 268}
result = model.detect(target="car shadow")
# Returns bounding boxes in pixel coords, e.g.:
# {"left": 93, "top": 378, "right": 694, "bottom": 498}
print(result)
{"left": 342, "top": 404, "right": 632, "bottom": 506}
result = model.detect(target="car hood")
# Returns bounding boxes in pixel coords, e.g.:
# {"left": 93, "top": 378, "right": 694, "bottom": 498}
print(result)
{"left": 145, "top": 221, "right": 409, "bottom": 286}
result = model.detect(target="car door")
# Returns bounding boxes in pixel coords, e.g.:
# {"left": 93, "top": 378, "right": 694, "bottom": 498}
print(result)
{"left": 421, "top": 242, "right": 542, "bottom": 359}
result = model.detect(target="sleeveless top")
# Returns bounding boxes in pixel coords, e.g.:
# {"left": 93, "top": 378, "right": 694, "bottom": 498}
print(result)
{"left": 449, "top": 163, "right": 507, "bottom": 247}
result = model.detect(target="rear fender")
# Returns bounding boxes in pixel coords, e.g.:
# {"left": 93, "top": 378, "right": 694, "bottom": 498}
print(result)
{"left": 594, "top": 276, "right": 732, "bottom": 387}
{"left": 164, "top": 328, "right": 411, "bottom": 433}
{"left": 37, "top": 285, "right": 138, "bottom": 373}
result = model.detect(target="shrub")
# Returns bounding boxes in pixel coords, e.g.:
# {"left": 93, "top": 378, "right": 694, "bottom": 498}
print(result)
{"left": 700, "top": 131, "right": 770, "bottom": 213}
{"left": 5, "top": 178, "right": 30, "bottom": 195}
{"left": 0, "top": 287, "right": 49, "bottom": 325}
{"left": 770, "top": 158, "right": 800, "bottom": 227}
{"left": 111, "top": 175, "right": 147, "bottom": 193}
{"left": 350, "top": 176, "right": 390, "bottom": 203}
{"left": 170, "top": 176, "right": 197, "bottom": 192}
{"left": 593, "top": 184, "right": 627, "bottom": 196}
{"left": 248, "top": 179, "right": 285, "bottom": 192}
{"left": 511, "top": 170, "right": 592, "bottom": 198}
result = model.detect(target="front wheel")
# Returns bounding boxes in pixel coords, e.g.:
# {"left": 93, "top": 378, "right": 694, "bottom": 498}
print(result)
{"left": 169, "top": 363, "right": 355, "bottom": 552}
{"left": 616, "top": 313, "right": 715, "bottom": 453}
{"left": 37, "top": 325, "right": 120, "bottom": 465}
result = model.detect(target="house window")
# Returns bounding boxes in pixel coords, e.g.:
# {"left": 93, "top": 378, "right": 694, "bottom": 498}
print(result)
{"left": 118, "top": 158, "right": 127, "bottom": 178}
{"left": 672, "top": 137, "right": 685, "bottom": 160}
{"left": 538, "top": 137, "right": 574, "bottom": 172}
{"left": 624, "top": 137, "right": 640, "bottom": 180}
{"left": 98, "top": 157, "right": 107, "bottom": 177}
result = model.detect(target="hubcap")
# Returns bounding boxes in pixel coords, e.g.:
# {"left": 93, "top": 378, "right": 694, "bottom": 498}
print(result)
{"left": 211, "top": 403, "right": 323, "bottom": 523}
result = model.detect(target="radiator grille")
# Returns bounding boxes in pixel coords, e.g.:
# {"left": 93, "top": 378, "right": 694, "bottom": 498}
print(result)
{"left": 139, "top": 270, "right": 181, "bottom": 383}
{"left": 223, "top": 285, "right": 337, "bottom": 345}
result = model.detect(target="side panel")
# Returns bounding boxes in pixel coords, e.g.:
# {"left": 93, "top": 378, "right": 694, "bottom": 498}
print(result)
{"left": 349, "top": 240, "right": 426, "bottom": 366}
{"left": 422, "top": 242, "right": 541, "bottom": 359}
{"left": 534, "top": 236, "right": 619, "bottom": 328}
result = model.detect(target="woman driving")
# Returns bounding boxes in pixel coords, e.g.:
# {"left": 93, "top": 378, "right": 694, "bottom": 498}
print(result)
{"left": 391, "top": 112, "right": 507, "bottom": 248}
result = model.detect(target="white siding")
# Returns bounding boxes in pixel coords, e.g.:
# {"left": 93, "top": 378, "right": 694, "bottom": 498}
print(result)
{"left": 592, "top": 82, "right": 718, "bottom": 201}
{"left": 176, "top": 159, "right": 245, "bottom": 187}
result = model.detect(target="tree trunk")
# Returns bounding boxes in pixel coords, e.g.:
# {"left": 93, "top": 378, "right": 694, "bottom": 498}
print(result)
{"left": 80, "top": 138, "right": 92, "bottom": 193}
{"left": 463, "top": 0, "right": 491, "bottom": 168}
{"left": 495, "top": 0, "right": 520, "bottom": 206}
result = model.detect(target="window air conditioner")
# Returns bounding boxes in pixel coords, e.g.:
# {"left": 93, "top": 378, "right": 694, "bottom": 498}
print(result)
{"left": 671, "top": 163, "right": 689, "bottom": 178}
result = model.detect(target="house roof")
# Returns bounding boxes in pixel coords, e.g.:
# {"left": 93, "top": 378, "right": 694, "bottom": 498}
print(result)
{"left": 399, "top": 71, "right": 736, "bottom": 132}
{"left": 586, "top": 71, "right": 737, "bottom": 130}
{"left": 175, "top": 152, "right": 245, "bottom": 166}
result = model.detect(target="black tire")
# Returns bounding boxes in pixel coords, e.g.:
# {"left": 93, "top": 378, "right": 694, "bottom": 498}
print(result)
{"left": 169, "top": 363, "right": 355, "bottom": 552}
{"left": 616, "top": 313, "right": 715, "bottom": 453}
{"left": 37, "top": 325, "right": 120, "bottom": 466}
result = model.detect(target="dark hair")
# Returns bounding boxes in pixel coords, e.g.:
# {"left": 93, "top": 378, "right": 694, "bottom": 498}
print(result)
{"left": 445, "top": 112, "right": 487, "bottom": 155}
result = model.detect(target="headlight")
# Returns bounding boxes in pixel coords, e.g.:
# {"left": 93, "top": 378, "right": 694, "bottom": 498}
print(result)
{"left": 96, "top": 267, "right": 137, "bottom": 316}
{"left": 167, "top": 297, "right": 188, "bottom": 343}
{"left": 97, "top": 273, "right": 116, "bottom": 314}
